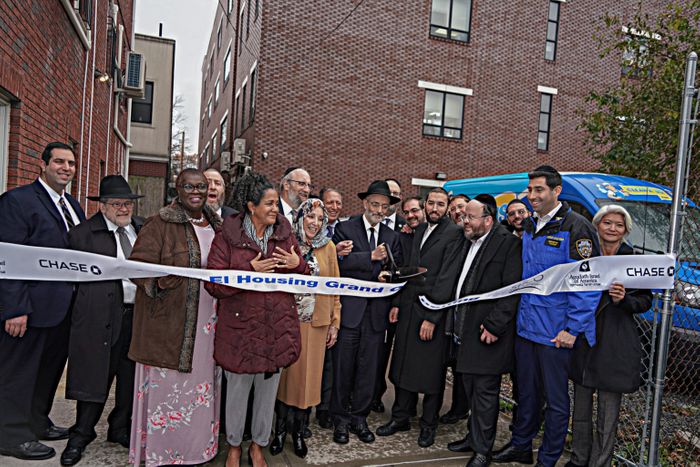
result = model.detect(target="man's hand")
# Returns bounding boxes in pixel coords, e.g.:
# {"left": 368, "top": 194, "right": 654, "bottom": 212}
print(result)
{"left": 551, "top": 330, "right": 576, "bottom": 349}
{"left": 336, "top": 240, "right": 353, "bottom": 257}
{"left": 371, "top": 244, "right": 387, "bottom": 262}
{"left": 480, "top": 324, "right": 498, "bottom": 344}
{"left": 326, "top": 326, "right": 338, "bottom": 349}
{"left": 5, "top": 315, "right": 28, "bottom": 337}
{"left": 419, "top": 320, "right": 435, "bottom": 341}
{"left": 250, "top": 252, "right": 277, "bottom": 273}
{"left": 400, "top": 224, "right": 413, "bottom": 234}
{"left": 389, "top": 307, "right": 399, "bottom": 323}
{"left": 609, "top": 282, "right": 626, "bottom": 304}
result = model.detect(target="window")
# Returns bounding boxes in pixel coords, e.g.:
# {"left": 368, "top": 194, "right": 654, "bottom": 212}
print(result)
{"left": 249, "top": 69, "right": 257, "bottom": 125}
{"left": 207, "top": 95, "right": 213, "bottom": 120}
{"left": 234, "top": 94, "right": 240, "bottom": 136}
{"left": 255, "top": 0, "right": 259, "bottom": 18}
{"left": 217, "top": 18, "right": 223, "bottom": 50}
{"left": 537, "top": 93, "right": 553, "bottom": 151}
{"left": 545, "top": 1, "right": 560, "bottom": 61}
{"left": 215, "top": 78, "right": 220, "bottom": 104}
{"left": 209, "top": 52, "right": 214, "bottom": 79}
{"left": 204, "top": 144, "right": 210, "bottom": 165}
{"left": 220, "top": 115, "right": 228, "bottom": 152}
{"left": 430, "top": 0, "right": 472, "bottom": 43}
{"left": 227, "top": 0, "right": 233, "bottom": 14}
{"left": 223, "top": 47, "right": 231, "bottom": 83}
{"left": 239, "top": 7, "right": 245, "bottom": 55}
{"left": 131, "top": 81, "right": 154, "bottom": 124}
{"left": 0, "top": 96, "right": 9, "bottom": 193}
{"left": 241, "top": 83, "right": 247, "bottom": 130}
{"left": 212, "top": 133, "right": 218, "bottom": 160}
{"left": 622, "top": 33, "right": 652, "bottom": 77}
{"left": 246, "top": 0, "right": 251, "bottom": 38}
{"left": 422, "top": 90, "right": 464, "bottom": 139}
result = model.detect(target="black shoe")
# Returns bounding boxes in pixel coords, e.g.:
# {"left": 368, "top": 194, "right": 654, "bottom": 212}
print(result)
{"left": 333, "top": 425, "right": 349, "bottom": 444}
{"left": 370, "top": 400, "right": 385, "bottom": 413}
{"left": 467, "top": 452, "right": 491, "bottom": 467}
{"left": 291, "top": 429, "right": 308, "bottom": 458}
{"left": 39, "top": 425, "right": 70, "bottom": 441}
{"left": 60, "top": 445, "right": 84, "bottom": 466}
{"left": 439, "top": 411, "right": 467, "bottom": 424}
{"left": 350, "top": 423, "right": 375, "bottom": 443}
{"left": 106, "top": 432, "right": 129, "bottom": 449}
{"left": 447, "top": 436, "right": 473, "bottom": 453}
{"left": 376, "top": 420, "right": 410, "bottom": 436}
{"left": 303, "top": 426, "right": 312, "bottom": 439}
{"left": 0, "top": 441, "right": 56, "bottom": 460}
{"left": 417, "top": 427, "right": 435, "bottom": 448}
{"left": 269, "top": 430, "right": 286, "bottom": 456}
{"left": 316, "top": 410, "right": 333, "bottom": 429}
{"left": 491, "top": 442, "right": 533, "bottom": 464}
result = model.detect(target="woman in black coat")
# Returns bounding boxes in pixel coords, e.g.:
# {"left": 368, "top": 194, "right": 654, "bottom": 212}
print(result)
{"left": 568, "top": 205, "right": 653, "bottom": 467}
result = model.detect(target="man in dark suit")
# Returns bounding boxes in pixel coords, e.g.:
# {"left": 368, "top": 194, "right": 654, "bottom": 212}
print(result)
{"left": 205, "top": 168, "right": 237, "bottom": 218}
{"left": 60, "top": 176, "right": 144, "bottom": 466}
{"left": 432, "top": 195, "right": 522, "bottom": 466}
{"left": 0, "top": 142, "right": 86, "bottom": 461}
{"left": 278, "top": 167, "right": 311, "bottom": 224}
{"left": 330, "top": 180, "right": 402, "bottom": 444}
{"left": 377, "top": 188, "right": 462, "bottom": 448}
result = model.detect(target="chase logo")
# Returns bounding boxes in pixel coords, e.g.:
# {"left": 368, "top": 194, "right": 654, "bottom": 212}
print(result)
{"left": 38, "top": 259, "right": 102, "bottom": 276}
{"left": 579, "top": 261, "right": 590, "bottom": 272}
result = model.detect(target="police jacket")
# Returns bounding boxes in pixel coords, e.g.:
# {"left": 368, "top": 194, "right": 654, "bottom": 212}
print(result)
{"left": 517, "top": 202, "right": 601, "bottom": 346}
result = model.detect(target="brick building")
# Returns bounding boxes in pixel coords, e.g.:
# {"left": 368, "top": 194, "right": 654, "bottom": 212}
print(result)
{"left": 198, "top": 0, "right": 665, "bottom": 208}
{"left": 0, "top": 0, "right": 137, "bottom": 215}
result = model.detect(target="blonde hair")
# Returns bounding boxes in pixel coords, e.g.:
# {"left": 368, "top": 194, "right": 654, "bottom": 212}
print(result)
{"left": 592, "top": 204, "right": 633, "bottom": 237}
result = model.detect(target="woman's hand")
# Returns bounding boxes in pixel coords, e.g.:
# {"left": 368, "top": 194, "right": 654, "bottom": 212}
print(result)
{"left": 157, "top": 275, "right": 183, "bottom": 290}
{"left": 250, "top": 252, "right": 277, "bottom": 273}
{"left": 326, "top": 325, "right": 338, "bottom": 348}
{"left": 609, "top": 282, "right": 626, "bottom": 304}
{"left": 272, "top": 247, "right": 300, "bottom": 270}
{"left": 335, "top": 240, "right": 353, "bottom": 257}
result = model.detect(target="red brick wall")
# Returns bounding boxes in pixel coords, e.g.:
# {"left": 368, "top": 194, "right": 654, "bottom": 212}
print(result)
{"left": 0, "top": 0, "right": 134, "bottom": 215}
{"left": 129, "top": 160, "right": 167, "bottom": 177}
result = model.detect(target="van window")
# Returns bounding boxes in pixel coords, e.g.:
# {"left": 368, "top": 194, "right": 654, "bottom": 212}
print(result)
{"left": 568, "top": 201, "right": 592, "bottom": 221}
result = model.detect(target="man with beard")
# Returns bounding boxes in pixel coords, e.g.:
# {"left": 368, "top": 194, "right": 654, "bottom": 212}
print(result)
{"left": 433, "top": 195, "right": 522, "bottom": 466}
{"left": 204, "top": 168, "right": 237, "bottom": 218}
{"left": 278, "top": 167, "right": 312, "bottom": 224}
{"left": 376, "top": 188, "right": 461, "bottom": 448}
{"left": 449, "top": 194, "right": 470, "bottom": 227}
{"left": 401, "top": 197, "right": 426, "bottom": 232}
{"left": 504, "top": 199, "right": 530, "bottom": 238}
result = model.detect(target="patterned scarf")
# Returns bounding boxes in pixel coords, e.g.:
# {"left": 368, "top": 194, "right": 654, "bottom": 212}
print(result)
{"left": 293, "top": 199, "right": 331, "bottom": 257}
{"left": 243, "top": 213, "right": 273, "bottom": 254}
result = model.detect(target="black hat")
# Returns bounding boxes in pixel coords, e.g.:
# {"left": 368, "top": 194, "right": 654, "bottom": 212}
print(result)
{"left": 87, "top": 175, "right": 143, "bottom": 201}
{"left": 474, "top": 193, "right": 498, "bottom": 219}
{"left": 358, "top": 180, "right": 401, "bottom": 205}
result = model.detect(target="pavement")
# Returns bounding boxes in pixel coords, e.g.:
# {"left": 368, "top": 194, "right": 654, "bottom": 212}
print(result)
{"left": 2, "top": 371, "right": 570, "bottom": 467}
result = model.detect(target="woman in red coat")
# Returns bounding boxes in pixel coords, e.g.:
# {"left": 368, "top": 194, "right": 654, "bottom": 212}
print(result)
{"left": 205, "top": 172, "right": 308, "bottom": 467}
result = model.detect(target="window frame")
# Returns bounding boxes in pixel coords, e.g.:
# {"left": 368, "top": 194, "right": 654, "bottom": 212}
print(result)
{"left": 429, "top": 0, "right": 473, "bottom": 44}
{"left": 239, "top": 6, "right": 245, "bottom": 56}
{"left": 545, "top": 1, "right": 561, "bottom": 61}
{"left": 131, "top": 81, "right": 155, "bottom": 125}
{"left": 421, "top": 89, "right": 465, "bottom": 140}
{"left": 220, "top": 113, "right": 229, "bottom": 153}
{"left": 249, "top": 68, "right": 257, "bottom": 125}
{"left": 223, "top": 46, "right": 232, "bottom": 83}
{"left": 241, "top": 83, "right": 247, "bottom": 131}
{"left": 537, "top": 92, "right": 553, "bottom": 151}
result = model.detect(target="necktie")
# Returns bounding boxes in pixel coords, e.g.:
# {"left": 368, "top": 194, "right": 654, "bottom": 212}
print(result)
{"left": 117, "top": 227, "right": 133, "bottom": 258}
{"left": 369, "top": 227, "right": 376, "bottom": 251}
{"left": 383, "top": 218, "right": 391, "bottom": 228}
{"left": 327, "top": 224, "right": 334, "bottom": 238}
{"left": 58, "top": 197, "right": 75, "bottom": 230}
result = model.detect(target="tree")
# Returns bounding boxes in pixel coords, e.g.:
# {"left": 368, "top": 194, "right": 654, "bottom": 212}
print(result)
{"left": 171, "top": 94, "right": 192, "bottom": 158}
{"left": 579, "top": 0, "right": 700, "bottom": 198}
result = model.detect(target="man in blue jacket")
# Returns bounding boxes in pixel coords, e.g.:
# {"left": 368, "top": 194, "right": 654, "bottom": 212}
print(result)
{"left": 0, "top": 142, "right": 86, "bottom": 461}
{"left": 493, "top": 166, "right": 600, "bottom": 467}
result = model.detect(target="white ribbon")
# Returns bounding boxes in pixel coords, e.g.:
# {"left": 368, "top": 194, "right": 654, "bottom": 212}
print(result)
{"left": 0, "top": 242, "right": 405, "bottom": 298}
{"left": 419, "top": 254, "right": 676, "bottom": 310}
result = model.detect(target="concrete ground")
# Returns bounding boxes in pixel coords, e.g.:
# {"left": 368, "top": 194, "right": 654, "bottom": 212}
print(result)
{"left": 3, "top": 371, "right": 570, "bottom": 467}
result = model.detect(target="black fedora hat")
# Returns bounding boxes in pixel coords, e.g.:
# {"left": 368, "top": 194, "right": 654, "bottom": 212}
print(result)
{"left": 87, "top": 175, "right": 143, "bottom": 201}
{"left": 357, "top": 180, "right": 401, "bottom": 205}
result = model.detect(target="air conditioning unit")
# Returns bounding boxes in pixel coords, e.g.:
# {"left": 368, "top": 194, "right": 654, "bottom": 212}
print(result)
{"left": 233, "top": 138, "right": 246, "bottom": 164}
{"left": 124, "top": 52, "right": 145, "bottom": 98}
{"left": 220, "top": 151, "right": 231, "bottom": 170}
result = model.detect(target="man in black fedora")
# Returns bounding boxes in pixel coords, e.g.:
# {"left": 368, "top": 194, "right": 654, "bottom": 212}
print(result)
{"left": 329, "top": 180, "right": 402, "bottom": 444}
{"left": 60, "top": 175, "right": 145, "bottom": 466}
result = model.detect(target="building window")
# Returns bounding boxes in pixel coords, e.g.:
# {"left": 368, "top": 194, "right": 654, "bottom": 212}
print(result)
{"left": 246, "top": 0, "right": 252, "bottom": 38}
{"left": 621, "top": 29, "right": 653, "bottom": 77}
{"left": 220, "top": 115, "right": 228, "bottom": 152}
{"left": 537, "top": 93, "right": 553, "bottom": 151}
{"left": 227, "top": 0, "right": 233, "bottom": 14}
{"left": 212, "top": 133, "right": 218, "bottom": 160}
{"left": 217, "top": 18, "right": 223, "bottom": 50}
{"left": 234, "top": 94, "right": 240, "bottom": 137}
{"left": 215, "top": 78, "right": 220, "bottom": 104}
{"left": 422, "top": 90, "right": 464, "bottom": 139}
{"left": 223, "top": 47, "right": 231, "bottom": 83}
{"left": 430, "top": 0, "right": 472, "bottom": 43}
{"left": 239, "top": 7, "right": 245, "bottom": 56}
{"left": 131, "top": 81, "right": 154, "bottom": 124}
{"left": 207, "top": 96, "right": 213, "bottom": 120}
{"left": 210, "top": 52, "right": 214, "bottom": 79}
{"left": 0, "top": 96, "right": 10, "bottom": 193}
{"left": 545, "top": 1, "right": 560, "bottom": 61}
{"left": 255, "top": 0, "right": 259, "bottom": 18}
{"left": 249, "top": 70, "right": 256, "bottom": 125}
{"left": 241, "top": 83, "right": 247, "bottom": 131}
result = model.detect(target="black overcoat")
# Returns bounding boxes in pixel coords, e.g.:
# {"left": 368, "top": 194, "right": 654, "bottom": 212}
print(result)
{"left": 428, "top": 224, "right": 522, "bottom": 375}
{"left": 65, "top": 213, "right": 143, "bottom": 403}
{"left": 389, "top": 217, "right": 462, "bottom": 394}
{"left": 569, "top": 243, "right": 654, "bottom": 394}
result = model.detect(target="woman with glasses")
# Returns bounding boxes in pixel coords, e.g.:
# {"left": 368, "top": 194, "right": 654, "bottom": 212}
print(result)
{"left": 205, "top": 171, "right": 308, "bottom": 467}
{"left": 128, "top": 168, "right": 223, "bottom": 467}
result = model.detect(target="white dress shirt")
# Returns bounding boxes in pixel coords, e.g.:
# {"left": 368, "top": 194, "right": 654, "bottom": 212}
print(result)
{"left": 420, "top": 222, "right": 438, "bottom": 249}
{"left": 38, "top": 177, "right": 80, "bottom": 230}
{"left": 280, "top": 197, "right": 296, "bottom": 225}
{"left": 455, "top": 230, "right": 490, "bottom": 300}
{"left": 383, "top": 212, "right": 397, "bottom": 230}
{"left": 362, "top": 215, "right": 380, "bottom": 246}
{"left": 534, "top": 202, "right": 562, "bottom": 233}
{"left": 103, "top": 215, "right": 138, "bottom": 304}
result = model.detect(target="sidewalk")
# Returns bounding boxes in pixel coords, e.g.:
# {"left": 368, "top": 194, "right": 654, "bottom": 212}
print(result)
{"left": 4, "top": 371, "right": 570, "bottom": 467}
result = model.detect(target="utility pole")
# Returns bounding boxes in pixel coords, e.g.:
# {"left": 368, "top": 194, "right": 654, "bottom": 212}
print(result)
{"left": 179, "top": 130, "right": 185, "bottom": 174}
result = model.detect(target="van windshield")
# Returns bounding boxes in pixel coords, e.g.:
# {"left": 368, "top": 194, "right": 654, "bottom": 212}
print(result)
{"left": 595, "top": 199, "right": 700, "bottom": 261}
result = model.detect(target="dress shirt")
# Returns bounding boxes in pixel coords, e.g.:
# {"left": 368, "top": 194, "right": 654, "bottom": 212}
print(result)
{"left": 280, "top": 197, "right": 296, "bottom": 225}
{"left": 38, "top": 177, "right": 80, "bottom": 230}
{"left": 362, "top": 214, "right": 380, "bottom": 246}
{"left": 103, "top": 215, "right": 138, "bottom": 304}
{"left": 383, "top": 212, "right": 397, "bottom": 230}
{"left": 455, "top": 230, "right": 491, "bottom": 300}
{"left": 420, "top": 222, "right": 438, "bottom": 248}
{"left": 326, "top": 220, "right": 338, "bottom": 238}
{"left": 534, "top": 202, "right": 562, "bottom": 233}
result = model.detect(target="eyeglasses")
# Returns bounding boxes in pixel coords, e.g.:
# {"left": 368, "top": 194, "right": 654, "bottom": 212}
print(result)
{"left": 369, "top": 201, "right": 390, "bottom": 210}
{"left": 404, "top": 208, "right": 422, "bottom": 215}
{"left": 288, "top": 179, "right": 315, "bottom": 191}
{"left": 179, "top": 183, "right": 208, "bottom": 193}
{"left": 104, "top": 201, "right": 134, "bottom": 209}
{"left": 462, "top": 213, "right": 489, "bottom": 223}
{"left": 507, "top": 209, "right": 528, "bottom": 218}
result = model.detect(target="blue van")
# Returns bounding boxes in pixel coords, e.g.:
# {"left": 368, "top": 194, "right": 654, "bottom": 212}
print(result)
{"left": 444, "top": 171, "right": 700, "bottom": 332}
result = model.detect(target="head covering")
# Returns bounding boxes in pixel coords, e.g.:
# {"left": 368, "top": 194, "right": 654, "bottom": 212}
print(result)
{"left": 88, "top": 175, "right": 143, "bottom": 201}
{"left": 357, "top": 180, "right": 401, "bottom": 205}
{"left": 474, "top": 193, "right": 498, "bottom": 220}
{"left": 293, "top": 198, "right": 331, "bottom": 250}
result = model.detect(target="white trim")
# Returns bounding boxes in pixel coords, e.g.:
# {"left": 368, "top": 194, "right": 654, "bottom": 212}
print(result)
{"left": 220, "top": 110, "right": 229, "bottom": 124}
{"left": 537, "top": 85, "right": 558, "bottom": 95}
{"left": 235, "top": 88, "right": 241, "bottom": 98}
{"left": 250, "top": 60, "right": 258, "bottom": 73}
{"left": 418, "top": 80, "right": 473, "bottom": 96}
{"left": 211, "top": 129, "right": 218, "bottom": 138}
{"left": 411, "top": 178, "right": 445, "bottom": 188}
{"left": 129, "top": 154, "right": 169, "bottom": 163}
{"left": 241, "top": 76, "right": 249, "bottom": 87}
{"left": 621, "top": 26, "right": 661, "bottom": 41}
{"left": 59, "top": 0, "right": 91, "bottom": 49}
{"left": 0, "top": 97, "right": 9, "bottom": 193}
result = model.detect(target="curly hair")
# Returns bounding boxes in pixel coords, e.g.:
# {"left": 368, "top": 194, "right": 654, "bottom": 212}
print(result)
{"left": 227, "top": 171, "right": 275, "bottom": 213}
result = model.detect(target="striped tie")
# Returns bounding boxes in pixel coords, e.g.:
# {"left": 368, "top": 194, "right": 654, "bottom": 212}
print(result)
{"left": 58, "top": 197, "right": 75, "bottom": 230}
